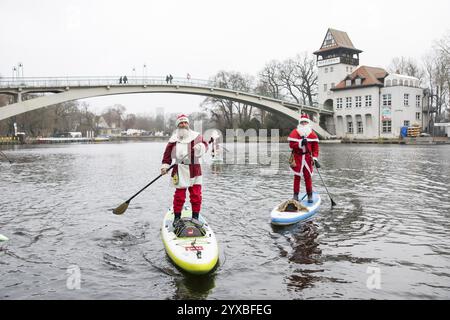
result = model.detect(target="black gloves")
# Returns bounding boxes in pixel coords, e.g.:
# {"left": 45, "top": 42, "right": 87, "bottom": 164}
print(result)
{"left": 301, "top": 137, "right": 307, "bottom": 147}
{"left": 313, "top": 159, "right": 321, "bottom": 168}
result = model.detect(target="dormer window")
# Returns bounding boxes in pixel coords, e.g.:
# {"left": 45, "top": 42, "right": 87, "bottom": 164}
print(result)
{"left": 346, "top": 80, "right": 352, "bottom": 87}
{"left": 355, "top": 78, "right": 362, "bottom": 86}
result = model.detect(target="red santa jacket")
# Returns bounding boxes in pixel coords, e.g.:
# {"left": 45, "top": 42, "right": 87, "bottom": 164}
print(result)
{"left": 287, "top": 128, "right": 319, "bottom": 176}
{"left": 161, "top": 131, "right": 208, "bottom": 179}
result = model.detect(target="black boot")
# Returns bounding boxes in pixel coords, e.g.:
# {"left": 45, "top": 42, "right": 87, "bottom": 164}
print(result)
{"left": 293, "top": 193, "right": 299, "bottom": 201}
{"left": 173, "top": 213, "right": 181, "bottom": 227}
{"left": 307, "top": 193, "right": 313, "bottom": 203}
{"left": 192, "top": 212, "right": 199, "bottom": 221}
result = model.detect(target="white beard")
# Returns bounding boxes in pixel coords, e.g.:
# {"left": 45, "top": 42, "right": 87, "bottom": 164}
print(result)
{"left": 297, "top": 124, "right": 312, "bottom": 137}
{"left": 176, "top": 128, "right": 190, "bottom": 140}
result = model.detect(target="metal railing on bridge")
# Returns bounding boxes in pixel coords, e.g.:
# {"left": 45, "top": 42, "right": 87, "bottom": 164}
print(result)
{"left": 0, "top": 76, "right": 334, "bottom": 113}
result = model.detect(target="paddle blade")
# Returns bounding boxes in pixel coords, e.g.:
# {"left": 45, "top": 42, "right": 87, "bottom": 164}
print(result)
{"left": 331, "top": 198, "right": 337, "bottom": 207}
{"left": 112, "top": 202, "right": 129, "bottom": 215}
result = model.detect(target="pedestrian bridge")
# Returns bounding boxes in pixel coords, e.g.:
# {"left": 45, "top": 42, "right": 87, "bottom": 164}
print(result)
{"left": 0, "top": 76, "right": 334, "bottom": 138}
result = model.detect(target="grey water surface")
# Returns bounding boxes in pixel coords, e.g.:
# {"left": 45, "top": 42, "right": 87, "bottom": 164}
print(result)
{"left": 1, "top": 142, "right": 449, "bottom": 299}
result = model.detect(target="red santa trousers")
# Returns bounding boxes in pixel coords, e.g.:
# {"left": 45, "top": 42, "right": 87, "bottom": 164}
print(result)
{"left": 173, "top": 184, "right": 202, "bottom": 213}
{"left": 293, "top": 167, "right": 313, "bottom": 195}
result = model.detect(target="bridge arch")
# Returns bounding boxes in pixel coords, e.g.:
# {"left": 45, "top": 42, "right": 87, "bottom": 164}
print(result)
{"left": 0, "top": 80, "right": 333, "bottom": 138}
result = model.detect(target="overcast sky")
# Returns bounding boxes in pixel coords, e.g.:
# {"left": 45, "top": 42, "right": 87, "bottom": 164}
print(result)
{"left": 1, "top": 0, "right": 449, "bottom": 116}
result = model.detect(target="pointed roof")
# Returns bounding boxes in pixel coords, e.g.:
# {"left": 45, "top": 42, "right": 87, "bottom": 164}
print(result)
{"left": 314, "top": 28, "right": 362, "bottom": 55}
{"left": 332, "top": 66, "right": 389, "bottom": 90}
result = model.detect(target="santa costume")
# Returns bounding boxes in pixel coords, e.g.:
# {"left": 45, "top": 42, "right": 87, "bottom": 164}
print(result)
{"left": 161, "top": 114, "right": 208, "bottom": 221}
{"left": 287, "top": 114, "right": 320, "bottom": 202}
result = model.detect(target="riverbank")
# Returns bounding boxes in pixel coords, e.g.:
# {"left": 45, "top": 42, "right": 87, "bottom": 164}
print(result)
{"left": 341, "top": 137, "right": 450, "bottom": 145}
{"left": 2, "top": 135, "right": 449, "bottom": 145}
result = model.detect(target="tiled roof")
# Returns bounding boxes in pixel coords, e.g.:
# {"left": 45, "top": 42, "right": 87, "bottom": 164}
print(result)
{"left": 332, "top": 66, "right": 388, "bottom": 90}
{"left": 314, "top": 28, "right": 362, "bottom": 54}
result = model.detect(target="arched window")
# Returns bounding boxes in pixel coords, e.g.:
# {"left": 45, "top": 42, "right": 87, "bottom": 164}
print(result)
{"left": 386, "top": 80, "right": 392, "bottom": 87}
{"left": 399, "top": 79, "right": 404, "bottom": 86}
{"left": 393, "top": 79, "right": 398, "bottom": 86}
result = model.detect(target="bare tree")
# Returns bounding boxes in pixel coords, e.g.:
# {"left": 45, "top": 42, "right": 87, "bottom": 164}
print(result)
{"left": 388, "top": 56, "right": 425, "bottom": 81}
{"left": 201, "top": 71, "right": 255, "bottom": 130}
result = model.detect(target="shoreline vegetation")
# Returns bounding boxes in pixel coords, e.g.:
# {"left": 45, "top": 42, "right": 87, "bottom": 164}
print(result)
{"left": 1, "top": 135, "right": 449, "bottom": 146}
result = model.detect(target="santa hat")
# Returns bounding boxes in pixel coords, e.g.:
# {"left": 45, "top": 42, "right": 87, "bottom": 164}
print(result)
{"left": 176, "top": 114, "right": 190, "bottom": 127}
{"left": 299, "top": 114, "right": 311, "bottom": 124}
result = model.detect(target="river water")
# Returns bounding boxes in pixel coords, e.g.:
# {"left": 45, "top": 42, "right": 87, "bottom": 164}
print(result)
{"left": 1, "top": 142, "right": 449, "bottom": 300}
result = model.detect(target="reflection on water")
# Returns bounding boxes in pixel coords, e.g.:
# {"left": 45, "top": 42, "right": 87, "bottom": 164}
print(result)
{"left": 1, "top": 143, "right": 450, "bottom": 299}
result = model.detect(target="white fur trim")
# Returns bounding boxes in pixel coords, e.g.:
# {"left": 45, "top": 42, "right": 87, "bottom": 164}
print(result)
{"left": 176, "top": 116, "right": 189, "bottom": 127}
{"left": 299, "top": 117, "right": 311, "bottom": 123}
{"left": 169, "top": 129, "right": 199, "bottom": 143}
{"left": 161, "top": 163, "right": 170, "bottom": 170}
{"left": 290, "top": 157, "right": 314, "bottom": 177}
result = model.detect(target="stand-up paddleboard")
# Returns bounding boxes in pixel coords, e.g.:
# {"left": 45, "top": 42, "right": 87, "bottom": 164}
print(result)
{"left": 161, "top": 206, "right": 219, "bottom": 275}
{"left": 271, "top": 192, "right": 321, "bottom": 226}
{"left": 0, "top": 234, "right": 8, "bottom": 242}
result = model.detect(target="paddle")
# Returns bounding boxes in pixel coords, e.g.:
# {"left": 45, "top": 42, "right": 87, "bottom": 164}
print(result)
{"left": 0, "top": 150, "right": 12, "bottom": 164}
{"left": 112, "top": 139, "right": 212, "bottom": 215}
{"left": 315, "top": 165, "right": 337, "bottom": 207}
{"left": 111, "top": 153, "right": 190, "bottom": 215}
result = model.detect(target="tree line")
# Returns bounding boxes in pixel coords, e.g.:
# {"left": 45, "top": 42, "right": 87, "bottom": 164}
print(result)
{"left": 0, "top": 95, "right": 172, "bottom": 137}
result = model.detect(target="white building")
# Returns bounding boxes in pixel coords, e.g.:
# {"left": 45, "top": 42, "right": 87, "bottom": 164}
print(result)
{"left": 314, "top": 28, "right": 428, "bottom": 139}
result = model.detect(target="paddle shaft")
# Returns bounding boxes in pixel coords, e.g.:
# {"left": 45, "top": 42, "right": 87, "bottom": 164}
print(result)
{"left": 123, "top": 140, "right": 212, "bottom": 204}
{"left": 124, "top": 153, "right": 190, "bottom": 204}
{"left": 0, "top": 150, "right": 12, "bottom": 164}
{"left": 307, "top": 151, "right": 336, "bottom": 206}
{"left": 315, "top": 166, "right": 337, "bottom": 206}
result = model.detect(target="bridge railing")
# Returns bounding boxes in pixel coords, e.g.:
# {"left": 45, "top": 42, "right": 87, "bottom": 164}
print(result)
{"left": 0, "top": 76, "right": 333, "bottom": 113}
{"left": 0, "top": 76, "right": 216, "bottom": 89}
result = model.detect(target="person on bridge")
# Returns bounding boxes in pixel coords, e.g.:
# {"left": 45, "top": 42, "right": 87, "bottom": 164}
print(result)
{"left": 123, "top": 75, "right": 128, "bottom": 84}
{"left": 288, "top": 113, "right": 320, "bottom": 203}
{"left": 160, "top": 114, "right": 209, "bottom": 226}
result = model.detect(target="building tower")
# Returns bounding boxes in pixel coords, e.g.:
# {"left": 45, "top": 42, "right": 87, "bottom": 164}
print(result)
{"left": 313, "top": 28, "right": 362, "bottom": 109}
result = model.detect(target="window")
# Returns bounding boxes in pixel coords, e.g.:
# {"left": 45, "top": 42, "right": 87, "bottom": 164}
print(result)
{"left": 324, "top": 31, "right": 335, "bottom": 47}
{"left": 386, "top": 80, "right": 392, "bottom": 86}
{"left": 337, "top": 98, "right": 343, "bottom": 109}
{"left": 355, "top": 96, "right": 362, "bottom": 107}
{"left": 416, "top": 95, "right": 421, "bottom": 107}
{"left": 393, "top": 79, "right": 398, "bottom": 86}
{"left": 325, "top": 67, "right": 329, "bottom": 73}
{"left": 383, "top": 94, "right": 392, "bottom": 106}
{"left": 347, "top": 121, "right": 354, "bottom": 134}
{"left": 330, "top": 66, "right": 334, "bottom": 72}
{"left": 324, "top": 84, "right": 328, "bottom": 92}
{"left": 331, "top": 82, "right": 335, "bottom": 88}
{"left": 346, "top": 97, "right": 352, "bottom": 108}
{"left": 404, "top": 120, "right": 410, "bottom": 127}
{"left": 416, "top": 112, "right": 421, "bottom": 120}
{"left": 404, "top": 94, "right": 409, "bottom": 106}
{"left": 382, "top": 120, "right": 392, "bottom": 133}
{"left": 355, "top": 78, "right": 362, "bottom": 86}
{"left": 365, "top": 95, "right": 372, "bottom": 107}
{"left": 346, "top": 80, "right": 352, "bottom": 87}
{"left": 357, "top": 121, "right": 363, "bottom": 134}
{"left": 399, "top": 79, "right": 404, "bottom": 86}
